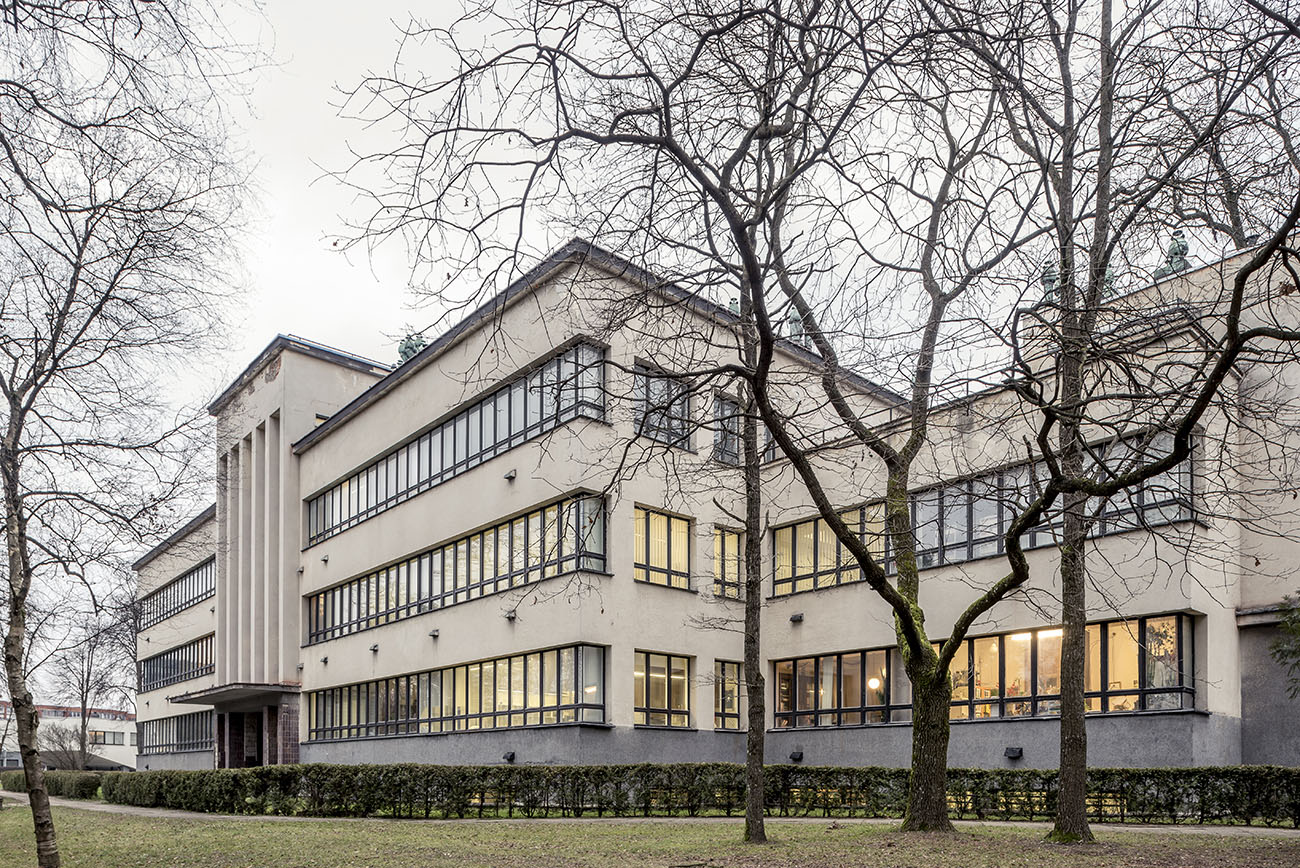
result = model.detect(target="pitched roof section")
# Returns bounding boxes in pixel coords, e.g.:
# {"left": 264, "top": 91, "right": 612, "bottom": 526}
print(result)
{"left": 207, "top": 334, "right": 390, "bottom": 417}
{"left": 131, "top": 503, "right": 217, "bottom": 572}
{"left": 292, "top": 238, "right": 904, "bottom": 455}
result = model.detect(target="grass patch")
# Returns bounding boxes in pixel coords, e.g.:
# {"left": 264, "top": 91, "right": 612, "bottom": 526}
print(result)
{"left": 0, "top": 805, "right": 1297, "bottom": 868}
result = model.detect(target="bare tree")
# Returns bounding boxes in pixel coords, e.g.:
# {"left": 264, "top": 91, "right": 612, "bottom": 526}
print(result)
{"left": 0, "top": 3, "right": 251, "bottom": 864}
{"left": 921, "top": 0, "right": 1300, "bottom": 840}
{"left": 46, "top": 612, "right": 133, "bottom": 770}
{"left": 342, "top": 0, "right": 1056, "bottom": 832}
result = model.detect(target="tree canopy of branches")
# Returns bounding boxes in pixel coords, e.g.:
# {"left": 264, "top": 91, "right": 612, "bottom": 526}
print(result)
{"left": 0, "top": 2, "right": 250, "bottom": 865}
{"left": 344, "top": 0, "right": 1300, "bottom": 835}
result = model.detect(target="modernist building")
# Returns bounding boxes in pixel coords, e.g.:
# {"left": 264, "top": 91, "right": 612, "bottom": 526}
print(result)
{"left": 1, "top": 702, "right": 137, "bottom": 771}
{"left": 133, "top": 239, "right": 1300, "bottom": 771}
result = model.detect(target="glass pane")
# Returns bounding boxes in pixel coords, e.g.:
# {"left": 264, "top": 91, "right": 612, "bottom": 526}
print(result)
{"left": 795, "top": 522, "right": 814, "bottom": 577}
{"left": 1085, "top": 623, "right": 1102, "bottom": 695}
{"left": 1037, "top": 627, "right": 1062, "bottom": 695}
{"left": 796, "top": 658, "right": 816, "bottom": 711}
{"left": 649, "top": 654, "right": 668, "bottom": 710}
{"left": 1145, "top": 616, "right": 1180, "bottom": 690}
{"left": 1108, "top": 621, "right": 1140, "bottom": 692}
{"left": 633, "top": 653, "right": 646, "bottom": 708}
{"left": 890, "top": 648, "right": 911, "bottom": 706}
{"left": 973, "top": 636, "right": 1000, "bottom": 703}
{"left": 818, "top": 655, "right": 837, "bottom": 717}
{"left": 775, "top": 660, "right": 794, "bottom": 713}
{"left": 649, "top": 512, "right": 668, "bottom": 573}
{"left": 543, "top": 649, "right": 559, "bottom": 706}
{"left": 774, "top": 527, "right": 793, "bottom": 583}
{"left": 1004, "top": 633, "right": 1032, "bottom": 712}
{"left": 670, "top": 656, "right": 689, "bottom": 712}
{"left": 670, "top": 517, "right": 689, "bottom": 577}
{"left": 841, "top": 652, "right": 863, "bottom": 710}
{"left": 818, "top": 521, "right": 837, "bottom": 575}
{"left": 582, "top": 646, "right": 603, "bottom": 705}
{"left": 865, "top": 650, "right": 887, "bottom": 706}
{"left": 559, "top": 646, "right": 576, "bottom": 706}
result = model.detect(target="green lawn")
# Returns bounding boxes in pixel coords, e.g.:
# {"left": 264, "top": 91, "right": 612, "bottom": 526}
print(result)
{"left": 0, "top": 805, "right": 1297, "bottom": 868}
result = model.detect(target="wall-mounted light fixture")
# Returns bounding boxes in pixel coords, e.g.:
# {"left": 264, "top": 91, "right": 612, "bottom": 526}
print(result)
{"left": 320, "top": 656, "right": 328, "bottom": 665}
{"left": 320, "top": 554, "right": 329, "bottom": 564}
{"left": 1004, "top": 746, "right": 1023, "bottom": 760}
{"left": 504, "top": 469, "right": 517, "bottom": 481}
{"left": 505, "top": 610, "right": 517, "bottom": 621}
{"left": 789, "top": 613, "right": 804, "bottom": 623}
{"left": 502, "top": 751, "right": 516, "bottom": 763}
{"left": 369, "top": 644, "right": 379, "bottom": 653}
{"left": 788, "top": 751, "right": 803, "bottom": 763}
{"left": 428, "top": 629, "right": 440, "bottom": 639}
{"left": 296, "top": 663, "right": 305, "bottom": 671}
{"left": 297, "top": 566, "right": 305, "bottom": 574}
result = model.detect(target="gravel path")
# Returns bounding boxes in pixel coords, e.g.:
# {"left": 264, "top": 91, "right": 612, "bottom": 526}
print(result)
{"left": 3, "top": 791, "right": 1299, "bottom": 837}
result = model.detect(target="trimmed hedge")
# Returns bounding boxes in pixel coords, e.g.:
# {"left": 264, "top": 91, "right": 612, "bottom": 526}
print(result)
{"left": 93, "top": 763, "right": 1300, "bottom": 826}
{"left": 1, "top": 770, "right": 102, "bottom": 800}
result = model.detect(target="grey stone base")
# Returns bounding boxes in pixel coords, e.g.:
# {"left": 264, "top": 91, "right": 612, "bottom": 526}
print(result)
{"left": 136, "top": 749, "right": 215, "bottom": 771}
{"left": 766, "top": 711, "right": 1241, "bottom": 769}
{"left": 300, "top": 724, "right": 747, "bottom": 766}
{"left": 298, "top": 712, "right": 1241, "bottom": 769}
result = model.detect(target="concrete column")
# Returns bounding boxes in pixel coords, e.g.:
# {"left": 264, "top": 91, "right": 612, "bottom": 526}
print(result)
{"left": 250, "top": 424, "right": 266, "bottom": 683}
{"left": 238, "top": 435, "right": 253, "bottom": 683}
{"left": 277, "top": 412, "right": 300, "bottom": 685}
{"left": 225, "top": 447, "right": 242, "bottom": 683}
{"left": 265, "top": 414, "right": 283, "bottom": 684}
{"left": 215, "top": 454, "right": 230, "bottom": 683}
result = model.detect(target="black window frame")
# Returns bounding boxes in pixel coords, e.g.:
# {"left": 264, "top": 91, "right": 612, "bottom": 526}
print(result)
{"left": 633, "top": 650, "right": 692, "bottom": 728}
{"left": 633, "top": 364, "right": 692, "bottom": 449}
{"left": 306, "top": 643, "right": 606, "bottom": 741}
{"left": 633, "top": 506, "right": 692, "bottom": 590}
{"left": 305, "top": 342, "right": 605, "bottom": 546}
{"left": 139, "top": 557, "right": 216, "bottom": 630}
{"left": 713, "top": 660, "right": 742, "bottom": 730}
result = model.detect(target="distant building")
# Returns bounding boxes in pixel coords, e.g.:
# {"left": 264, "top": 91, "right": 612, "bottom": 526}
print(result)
{"left": 133, "top": 240, "right": 1300, "bottom": 772}
{"left": 0, "top": 701, "right": 136, "bottom": 771}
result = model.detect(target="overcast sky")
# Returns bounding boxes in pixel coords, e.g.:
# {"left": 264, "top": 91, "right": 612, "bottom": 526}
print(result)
{"left": 215, "top": 1, "right": 456, "bottom": 387}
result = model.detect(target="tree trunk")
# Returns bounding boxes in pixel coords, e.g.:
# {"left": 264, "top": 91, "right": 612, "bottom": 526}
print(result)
{"left": 2, "top": 440, "right": 61, "bottom": 867}
{"left": 1050, "top": 503, "right": 1094, "bottom": 842}
{"left": 900, "top": 672, "right": 954, "bottom": 832}
{"left": 741, "top": 378, "right": 766, "bottom": 842}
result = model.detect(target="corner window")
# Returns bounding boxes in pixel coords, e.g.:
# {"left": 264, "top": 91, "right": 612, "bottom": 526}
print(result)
{"left": 633, "top": 507, "right": 691, "bottom": 589}
{"left": 634, "top": 651, "right": 691, "bottom": 727}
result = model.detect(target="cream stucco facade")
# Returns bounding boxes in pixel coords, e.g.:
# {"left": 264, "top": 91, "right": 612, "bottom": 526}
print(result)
{"left": 132, "top": 240, "right": 1300, "bottom": 771}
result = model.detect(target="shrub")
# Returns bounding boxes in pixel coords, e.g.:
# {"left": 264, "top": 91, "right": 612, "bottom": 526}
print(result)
{"left": 93, "top": 763, "right": 1300, "bottom": 826}
{"left": 1, "top": 770, "right": 101, "bottom": 799}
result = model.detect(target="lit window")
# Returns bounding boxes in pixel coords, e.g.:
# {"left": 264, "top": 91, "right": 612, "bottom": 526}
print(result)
{"left": 772, "top": 615, "right": 1192, "bottom": 728}
{"left": 634, "top": 651, "right": 690, "bottom": 727}
{"left": 633, "top": 507, "right": 691, "bottom": 589}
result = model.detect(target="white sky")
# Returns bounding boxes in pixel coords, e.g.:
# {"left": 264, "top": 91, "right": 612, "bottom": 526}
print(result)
{"left": 214, "top": 1, "right": 458, "bottom": 386}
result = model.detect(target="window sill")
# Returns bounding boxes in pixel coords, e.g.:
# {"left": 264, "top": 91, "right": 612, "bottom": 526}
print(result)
{"left": 768, "top": 706, "right": 1207, "bottom": 733}
{"left": 768, "top": 517, "right": 1201, "bottom": 602}
{"left": 305, "top": 720, "right": 614, "bottom": 744}
{"left": 634, "top": 579, "right": 696, "bottom": 595}
{"left": 632, "top": 724, "right": 697, "bottom": 732}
